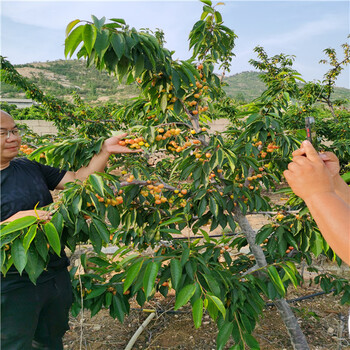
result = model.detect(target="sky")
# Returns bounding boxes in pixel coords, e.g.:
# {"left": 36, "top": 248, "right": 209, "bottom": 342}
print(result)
{"left": 1, "top": 0, "right": 349, "bottom": 88}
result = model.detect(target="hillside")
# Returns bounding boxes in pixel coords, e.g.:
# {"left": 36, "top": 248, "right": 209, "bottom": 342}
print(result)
{"left": 1, "top": 60, "right": 139, "bottom": 104}
{"left": 1, "top": 60, "right": 349, "bottom": 104}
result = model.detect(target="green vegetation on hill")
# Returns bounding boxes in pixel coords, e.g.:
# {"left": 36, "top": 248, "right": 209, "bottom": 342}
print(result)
{"left": 1, "top": 60, "right": 139, "bottom": 103}
{"left": 223, "top": 71, "right": 267, "bottom": 102}
{"left": 1, "top": 60, "right": 348, "bottom": 104}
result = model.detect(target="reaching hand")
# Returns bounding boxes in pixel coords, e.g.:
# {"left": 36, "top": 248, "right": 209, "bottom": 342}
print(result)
{"left": 284, "top": 140, "right": 334, "bottom": 201}
{"left": 318, "top": 152, "right": 340, "bottom": 178}
{"left": 292, "top": 146, "right": 340, "bottom": 179}
{"left": 102, "top": 133, "right": 143, "bottom": 154}
{"left": 3, "top": 210, "right": 52, "bottom": 223}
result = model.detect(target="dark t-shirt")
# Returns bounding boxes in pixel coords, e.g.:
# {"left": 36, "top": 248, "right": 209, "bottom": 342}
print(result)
{"left": 1, "top": 158, "right": 69, "bottom": 292}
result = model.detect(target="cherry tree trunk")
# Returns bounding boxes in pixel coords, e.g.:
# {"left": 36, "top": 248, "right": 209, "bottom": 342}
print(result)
{"left": 233, "top": 207, "right": 310, "bottom": 350}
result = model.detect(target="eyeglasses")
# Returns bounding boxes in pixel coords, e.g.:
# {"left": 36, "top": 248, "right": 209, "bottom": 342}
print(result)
{"left": 0, "top": 129, "right": 22, "bottom": 138}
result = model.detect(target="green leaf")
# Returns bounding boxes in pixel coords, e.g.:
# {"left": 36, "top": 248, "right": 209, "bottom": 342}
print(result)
{"left": 209, "top": 196, "right": 219, "bottom": 218}
{"left": 267, "top": 265, "right": 285, "bottom": 296}
{"left": 88, "top": 257, "right": 110, "bottom": 267}
{"left": 83, "top": 24, "right": 97, "bottom": 55}
{"left": 91, "top": 15, "right": 106, "bottom": 31}
{"left": 255, "top": 226, "right": 274, "bottom": 244}
{"left": 89, "top": 174, "right": 105, "bottom": 196}
{"left": 120, "top": 253, "right": 139, "bottom": 267}
{"left": 134, "top": 54, "right": 144, "bottom": 78}
{"left": 85, "top": 287, "right": 106, "bottom": 299}
{"left": 25, "top": 245, "right": 45, "bottom": 284}
{"left": 240, "top": 313, "right": 253, "bottom": 333}
{"left": 72, "top": 195, "right": 82, "bottom": 216}
{"left": 66, "top": 19, "right": 81, "bottom": 36}
{"left": 206, "top": 294, "right": 226, "bottom": 318}
{"left": 198, "top": 197, "right": 207, "bottom": 217}
{"left": 160, "top": 93, "right": 168, "bottom": 112}
{"left": 170, "top": 259, "right": 182, "bottom": 290}
{"left": 1, "top": 216, "right": 37, "bottom": 237}
{"left": 143, "top": 261, "right": 160, "bottom": 298}
{"left": 23, "top": 224, "right": 37, "bottom": 252}
{"left": 181, "top": 248, "right": 190, "bottom": 267}
{"left": 111, "top": 294, "right": 125, "bottom": 322}
{"left": 0, "top": 249, "right": 5, "bottom": 270}
{"left": 226, "top": 155, "right": 236, "bottom": 173}
{"left": 203, "top": 273, "right": 221, "bottom": 297}
{"left": 0, "top": 231, "right": 22, "bottom": 248}
{"left": 51, "top": 212, "right": 63, "bottom": 236}
{"left": 199, "top": 228, "right": 210, "bottom": 243}
{"left": 89, "top": 224, "right": 102, "bottom": 253}
{"left": 34, "top": 229, "right": 49, "bottom": 261}
{"left": 310, "top": 231, "right": 324, "bottom": 257}
{"left": 110, "top": 18, "right": 126, "bottom": 25}
{"left": 64, "top": 25, "right": 84, "bottom": 58}
{"left": 243, "top": 334, "right": 260, "bottom": 349}
{"left": 105, "top": 292, "right": 113, "bottom": 307}
{"left": 124, "top": 260, "right": 143, "bottom": 292}
{"left": 214, "top": 11, "right": 222, "bottom": 23}
{"left": 110, "top": 33, "right": 125, "bottom": 59}
{"left": 92, "top": 219, "right": 110, "bottom": 243}
{"left": 107, "top": 206, "right": 120, "bottom": 228}
{"left": 216, "top": 322, "right": 233, "bottom": 350}
{"left": 11, "top": 238, "right": 27, "bottom": 274}
{"left": 94, "top": 30, "right": 109, "bottom": 58}
{"left": 44, "top": 222, "right": 61, "bottom": 256}
{"left": 227, "top": 215, "right": 236, "bottom": 233}
{"left": 159, "top": 217, "right": 185, "bottom": 227}
{"left": 341, "top": 171, "right": 350, "bottom": 183}
{"left": 171, "top": 70, "right": 180, "bottom": 92}
{"left": 281, "top": 264, "right": 298, "bottom": 289}
{"left": 192, "top": 298, "right": 203, "bottom": 328}
{"left": 174, "top": 284, "right": 196, "bottom": 310}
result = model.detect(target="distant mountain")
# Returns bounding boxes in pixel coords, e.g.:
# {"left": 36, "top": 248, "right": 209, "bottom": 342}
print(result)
{"left": 1, "top": 60, "right": 139, "bottom": 104}
{"left": 223, "top": 71, "right": 350, "bottom": 103}
{"left": 1, "top": 60, "right": 349, "bottom": 104}
{"left": 223, "top": 71, "right": 267, "bottom": 102}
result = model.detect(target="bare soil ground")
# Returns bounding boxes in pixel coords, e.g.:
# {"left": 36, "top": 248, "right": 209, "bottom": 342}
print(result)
{"left": 63, "top": 280, "right": 350, "bottom": 350}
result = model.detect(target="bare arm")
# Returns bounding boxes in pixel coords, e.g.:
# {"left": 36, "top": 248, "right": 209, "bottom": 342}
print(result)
{"left": 1, "top": 210, "right": 51, "bottom": 224}
{"left": 304, "top": 192, "right": 349, "bottom": 264}
{"left": 56, "top": 133, "right": 141, "bottom": 190}
{"left": 333, "top": 173, "right": 350, "bottom": 206}
{"left": 284, "top": 140, "right": 350, "bottom": 265}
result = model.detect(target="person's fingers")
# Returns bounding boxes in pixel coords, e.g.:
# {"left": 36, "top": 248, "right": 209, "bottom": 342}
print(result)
{"left": 117, "top": 146, "right": 143, "bottom": 153}
{"left": 283, "top": 169, "right": 293, "bottom": 183}
{"left": 34, "top": 210, "right": 52, "bottom": 221}
{"left": 114, "top": 133, "right": 128, "bottom": 141}
{"left": 292, "top": 148, "right": 306, "bottom": 157}
{"left": 319, "top": 153, "right": 331, "bottom": 162}
{"left": 287, "top": 162, "right": 298, "bottom": 173}
{"left": 301, "top": 140, "right": 321, "bottom": 162}
{"left": 291, "top": 155, "right": 309, "bottom": 166}
{"left": 319, "top": 152, "right": 338, "bottom": 162}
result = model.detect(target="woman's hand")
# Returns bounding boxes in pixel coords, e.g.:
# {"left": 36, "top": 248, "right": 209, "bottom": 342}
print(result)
{"left": 102, "top": 133, "right": 143, "bottom": 154}
{"left": 292, "top": 147, "right": 340, "bottom": 178}
{"left": 2, "top": 210, "right": 52, "bottom": 224}
{"left": 284, "top": 141, "right": 334, "bottom": 201}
